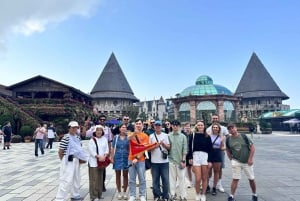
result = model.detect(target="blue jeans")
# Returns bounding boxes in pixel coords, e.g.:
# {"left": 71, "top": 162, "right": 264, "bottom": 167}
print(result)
{"left": 152, "top": 162, "right": 169, "bottom": 199}
{"left": 128, "top": 160, "right": 146, "bottom": 197}
{"left": 35, "top": 139, "right": 44, "bottom": 156}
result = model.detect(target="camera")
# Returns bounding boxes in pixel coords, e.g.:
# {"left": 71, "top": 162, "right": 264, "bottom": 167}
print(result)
{"left": 161, "top": 150, "right": 168, "bottom": 159}
{"left": 68, "top": 155, "right": 74, "bottom": 162}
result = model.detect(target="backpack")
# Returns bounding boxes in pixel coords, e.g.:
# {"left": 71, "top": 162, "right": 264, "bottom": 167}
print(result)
{"left": 226, "top": 133, "right": 250, "bottom": 153}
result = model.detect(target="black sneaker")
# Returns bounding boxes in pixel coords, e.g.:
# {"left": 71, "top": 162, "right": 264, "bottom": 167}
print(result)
{"left": 206, "top": 185, "right": 210, "bottom": 193}
{"left": 252, "top": 195, "right": 258, "bottom": 201}
{"left": 228, "top": 196, "right": 236, "bottom": 201}
{"left": 212, "top": 187, "right": 217, "bottom": 195}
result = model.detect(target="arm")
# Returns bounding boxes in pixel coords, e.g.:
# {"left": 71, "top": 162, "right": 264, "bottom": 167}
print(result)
{"left": 247, "top": 144, "right": 255, "bottom": 166}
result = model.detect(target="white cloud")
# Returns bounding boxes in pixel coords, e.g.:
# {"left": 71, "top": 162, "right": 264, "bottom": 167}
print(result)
{"left": 0, "top": 0, "right": 102, "bottom": 52}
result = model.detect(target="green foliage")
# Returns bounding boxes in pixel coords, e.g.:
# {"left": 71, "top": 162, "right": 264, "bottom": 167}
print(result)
{"left": 0, "top": 113, "right": 15, "bottom": 132}
{"left": 19, "top": 125, "right": 34, "bottom": 138}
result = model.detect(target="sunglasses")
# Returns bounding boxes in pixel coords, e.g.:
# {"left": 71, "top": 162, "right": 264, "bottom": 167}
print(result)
{"left": 123, "top": 118, "right": 129, "bottom": 120}
{"left": 99, "top": 119, "right": 106, "bottom": 121}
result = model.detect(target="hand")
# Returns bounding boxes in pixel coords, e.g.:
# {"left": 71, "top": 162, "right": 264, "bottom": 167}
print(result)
{"left": 132, "top": 158, "right": 138, "bottom": 164}
{"left": 248, "top": 159, "right": 253, "bottom": 166}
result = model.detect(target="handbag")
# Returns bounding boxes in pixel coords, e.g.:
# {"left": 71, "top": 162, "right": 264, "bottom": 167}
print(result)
{"left": 154, "top": 133, "right": 168, "bottom": 159}
{"left": 93, "top": 137, "right": 111, "bottom": 168}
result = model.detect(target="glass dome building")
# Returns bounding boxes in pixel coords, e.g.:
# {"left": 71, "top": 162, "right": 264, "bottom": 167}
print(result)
{"left": 171, "top": 75, "right": 240, "bottom": 124}
{"left": 180, "top": 75, "right": 232, "bottom": 97}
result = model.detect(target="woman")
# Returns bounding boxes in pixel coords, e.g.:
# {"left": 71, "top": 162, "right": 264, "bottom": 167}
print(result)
{"left": 88, "top": 125, "right": 109, "bottom": 201}
{"left": 187, "top": 120, "right": 212, "bottom": 201}
{"left": 207, "top": 123, "right": 225, "bottom": 196}
{"left": 111, "top": 124, "right": 129, "bottom": 200}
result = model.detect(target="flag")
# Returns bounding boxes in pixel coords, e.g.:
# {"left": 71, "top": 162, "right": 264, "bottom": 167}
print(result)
{"left": 130, "top": 140, "right": 157, "bottom": 157}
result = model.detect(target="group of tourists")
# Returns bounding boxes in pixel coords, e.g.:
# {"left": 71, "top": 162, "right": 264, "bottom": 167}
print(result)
{"left": 54, "top": 114, "right": 258, "bottom": 201}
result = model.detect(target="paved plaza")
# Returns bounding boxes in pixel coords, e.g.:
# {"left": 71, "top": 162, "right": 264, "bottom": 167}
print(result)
{"left": 0, "top": 132, "right": 300, "bottom": 201}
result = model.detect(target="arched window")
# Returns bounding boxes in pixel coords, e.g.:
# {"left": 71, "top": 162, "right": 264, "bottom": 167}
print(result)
{"left": 224, "top": 101, "right": 235, "bottom": 122}
{"left": 196, "top": 101, "right": 216, "bottom": 122}
{"left": 179, "top": 102, "right": 190, "bottom": 122}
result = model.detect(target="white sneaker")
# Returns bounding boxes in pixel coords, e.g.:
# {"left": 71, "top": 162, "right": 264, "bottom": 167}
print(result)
{"left": 195, "top": 193, "right": 201, "bottom": 201}
{"left": 123, "top": 193, "right": 128, "bottom": 200}
{"left": 217, "top": 184, "right": 225, "bottom": 193}
{"left": 128, "top": 196, "right": 135, "bottom": 201}
{"left": 117, "top": 192, "right": 122, "bottom": 200}
{"left": 201, "top": 194, "right": 206, "bottom": 201}
{"left": 140, "top": 196, "right": 146, "bottom": 201}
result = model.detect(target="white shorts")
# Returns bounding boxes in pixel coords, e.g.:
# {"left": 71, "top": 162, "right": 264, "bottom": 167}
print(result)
{"left": 192, "top": 151, "right": 208, "bottom": 166}
{"left": 231, "top": 159, "right": 255, "bottom": 180}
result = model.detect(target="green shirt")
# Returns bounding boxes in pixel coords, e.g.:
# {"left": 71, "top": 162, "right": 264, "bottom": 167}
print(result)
{"left": 228, "top": 134, "right": 253, "bottom": 163}
{"left": 168, "top": 132, "right": 187, "bottom": 164}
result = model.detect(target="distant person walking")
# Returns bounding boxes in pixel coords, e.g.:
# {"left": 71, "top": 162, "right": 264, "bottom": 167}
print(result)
{"left": 34, "top": 123, "right": 47, "bottom": 158}
{"left": 2, "top": 121, "right": 12, "bottom": 150}
{"left": 46, "top": 123, "right": 56, "bottom": 149}
{"left": 226, "top": 123, "right": 258, "bottom": 201}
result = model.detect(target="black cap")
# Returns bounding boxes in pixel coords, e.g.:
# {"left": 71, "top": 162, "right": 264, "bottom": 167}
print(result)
{"left": 171, "top": 120, "right": 181, "bottom": 126}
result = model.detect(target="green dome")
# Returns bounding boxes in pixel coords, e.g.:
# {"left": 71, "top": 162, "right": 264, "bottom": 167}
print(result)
{"left": 180, "top": 75, "right": 232, "bottom": 97}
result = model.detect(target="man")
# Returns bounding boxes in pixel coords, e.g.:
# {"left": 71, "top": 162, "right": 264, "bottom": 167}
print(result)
{"left": 206, "top": 114, "right": 228, "bottom": 193}
{"left": 145, "top": 119, "right": 155, "bottom": 135}
{"left": 149, "top": 120, "right": 170, "bottom": 201}
{"left": 181, "top": 122, "right": 194, "bottom": 188}
{"left": 127, "top": 119, "right": 149, "bottom": 201}
{"left": 46, "top": 123, "right": 56, "bottom": 149}
{"left": 226, "top": 123, "right": 258, "bottom": 201}
{"left": 112, "top": 115, "right": 134, "bottom": 135}
{"left": 98, "top": 114, "right": 113, "bottom": 192}
{"left": 55, "top": 121, "right": 87, "bottom": 201}
{"left": 2, "top": 121, "right": 12, "bottom": 150}
{"left": 168, "top": 120, "right": 188, "bottom": 201}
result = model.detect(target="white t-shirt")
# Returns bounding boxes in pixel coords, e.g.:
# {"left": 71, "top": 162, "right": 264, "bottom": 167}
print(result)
{"left": 149, "top": 132, "right": 169, "bottom": 163}
{"left": 207, "top": 125, "right": 229, "bottom": 136}
{"left": 47, "top": 128, "right": 55, "bottom": 138}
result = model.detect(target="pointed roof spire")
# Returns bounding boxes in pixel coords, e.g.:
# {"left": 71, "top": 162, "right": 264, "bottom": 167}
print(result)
{"left": 235, "top": 52, "right": 288, "bottom": 99}
{"left": 91, "top": 53, "right": 139, "bottom": 101}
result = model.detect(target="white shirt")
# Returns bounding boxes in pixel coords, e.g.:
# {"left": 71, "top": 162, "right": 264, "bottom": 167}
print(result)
{"left": 88, "top": 136, "right": 109, "bottom": 167}
{"left": 207, "top": 125, "right": 229, "bottom": 136}
{"left": 149, "top": 132, "right": 169, "bottom": 163}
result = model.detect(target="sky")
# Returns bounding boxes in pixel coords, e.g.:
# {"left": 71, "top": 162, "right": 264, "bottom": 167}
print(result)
{"left": 0, "top": 0, "right": 299, "bottom": 109}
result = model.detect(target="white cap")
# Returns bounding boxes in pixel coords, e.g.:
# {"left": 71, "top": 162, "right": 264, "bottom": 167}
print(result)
{"left": 68, "top": 121, "right": 79, "bottom": 127}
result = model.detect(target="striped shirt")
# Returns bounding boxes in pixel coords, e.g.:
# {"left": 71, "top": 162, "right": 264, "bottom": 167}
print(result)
{"left": 59, "top": 134, "right": 81, "bottom": 155}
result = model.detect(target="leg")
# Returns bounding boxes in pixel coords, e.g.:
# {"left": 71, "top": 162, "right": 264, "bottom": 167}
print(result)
{"left": 193, "top": 166, "right": 202, "bottom": 194}
{"left": 201, "top": 165, "right": 209, "bottom": 194}
{"left": 230, "top": 179, "right": 239, "bottom": 195}
{"left": 249, "top": 179, "right": 256, "bottom": 194}
{"left": 102, "top": 168, "right": 106, "bottom": 191}
{"left": 115, "top": 170, "right": 122, "bottom": 192}
{"left": 128, "top": 161, "right": 137, "bottom": 197}
{"left": 34, "top": 140, "right": 39, "bottom": 156}
{"left": 136, "top": 161, "right": 146, "bottom": 197}
{"left": 89, "top": 165, "right": 98, "bottom": 200}
{"left": 177, "top": 165, "right": 186, "bottom": 199}
{"left": 122, "top": 169, "right": 129, "bottom": 193}
{"left": 70, "top": 159, "right": 81, "bottom": 199}
{"left": 169, "top": 163, "right": 177, "bottom": 197}
{"left": 151, "top": 163, "right": 162, "bottom": 199}
{"left": 161, "top": 163, "right": 169, "bottom": 199}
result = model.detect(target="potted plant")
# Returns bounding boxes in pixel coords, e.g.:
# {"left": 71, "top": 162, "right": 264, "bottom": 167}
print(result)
{"left": 24, "top": 135, "right": 32, "bottom": 143}
{"left": 19, "top": 125, "right": 34, "bottom": 142}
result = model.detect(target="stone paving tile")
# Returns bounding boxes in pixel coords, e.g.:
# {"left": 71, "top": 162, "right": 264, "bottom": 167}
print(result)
{"left": 0, "top": 132, "right": 300, "bottom": 201}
